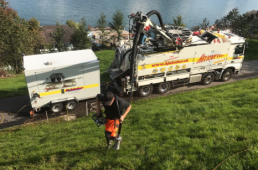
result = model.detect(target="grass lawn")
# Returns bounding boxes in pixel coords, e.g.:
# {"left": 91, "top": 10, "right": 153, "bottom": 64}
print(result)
{"left": 1, "top": 78, "right": 258, "bottom": 169}
{"left": 0, "top": 74, "right": 28, "bottom": 99}
{"left": 95, "top": 50, "right": 115, "bottom": 82}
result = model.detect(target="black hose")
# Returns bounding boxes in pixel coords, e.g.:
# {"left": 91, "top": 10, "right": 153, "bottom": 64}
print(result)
{"left": 128, "top": 22, "right": 144, "bottom": 102}
{"left": 146, "top": 10, "right": 165, "bottom": 30}
{"left": 128, "top": 10, "right": 165, "bottom": 102}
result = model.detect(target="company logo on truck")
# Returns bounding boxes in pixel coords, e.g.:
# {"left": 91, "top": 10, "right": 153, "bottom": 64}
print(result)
{"left": 66, "top": 87, "right": 83, "bottom": 92}
{"left": 151, "top": 59, "right": 189, "bottom": 68}
{"left": 196, "top": 54, "right": 224, "bottom": 64}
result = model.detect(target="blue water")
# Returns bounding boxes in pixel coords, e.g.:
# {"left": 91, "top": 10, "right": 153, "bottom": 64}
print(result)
{"left": 7, "top": 0, "right": 258, "bottom": 29}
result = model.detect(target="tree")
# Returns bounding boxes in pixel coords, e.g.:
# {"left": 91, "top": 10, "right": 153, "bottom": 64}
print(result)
{"left": 28, "top": 17, "right": 40, "bottom": 31}
{"left": 172, "top": 15, "right": 186, "bottom": 27}
{"left": 66, "top": 19, "right": 79, "bottom": 29}
{"left": 97, "top": 13, "right": 108, "bottom": 47}
{"left": 191, "top": 25, "right": 200, "bottom": 31}
{"left": 0, "top": 0, "right": 42, "bottom": 73}
{"left": 50, "top": 21, "right": 67, "bottom": 52}
{"left": 199, "top": 18, "right": 209, "bottom": 30}
{"left": 109, "top": 9, "right": 124, "bottom": 41}
{"left": 214, "top": 8, "right": 252, "bottom": 37}
{"left": 70, "top": 17, "right": 92, "bottom": 50}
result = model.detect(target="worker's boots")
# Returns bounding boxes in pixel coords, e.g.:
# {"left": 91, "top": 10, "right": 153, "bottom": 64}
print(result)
{"left": 106, "top": 140, "right": 113, "bottom": 150}
{"left": 113, "top": 136, "right": 122, "bottom": 150}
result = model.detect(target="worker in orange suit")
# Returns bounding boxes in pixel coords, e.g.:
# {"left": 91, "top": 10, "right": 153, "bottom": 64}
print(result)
{"left": 96, "top": 91, "right": 131, "bottom": 150}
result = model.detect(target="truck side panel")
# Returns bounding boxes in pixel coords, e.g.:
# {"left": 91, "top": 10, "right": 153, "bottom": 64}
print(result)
{"left": 82, "top": 61, "right": 100, "bottom": 99}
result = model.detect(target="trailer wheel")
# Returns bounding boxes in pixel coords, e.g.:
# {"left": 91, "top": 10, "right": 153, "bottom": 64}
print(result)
{"left": 139, "top": 85, "right": 153, "bottom": 97}
{"left": 157, "top": 82, "right": 170, "bottom": 94}
{"left": 221, "top": 69, "right": 233, "bottom": 82}
{"left": 66, "top": 101, "right": 76, "bottom": 110}
{"left": 50, "top": 103, "right": 63, "bottom": 113}
{"left": 202, "top": 73, "right": 214, "bottom": 85}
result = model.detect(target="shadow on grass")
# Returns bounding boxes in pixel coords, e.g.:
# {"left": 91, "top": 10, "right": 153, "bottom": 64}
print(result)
{"left": 0, "top": 147, "right": 183, "bottom": 169}
{"left": 0, "top": 86, "right": 28, "bottom": 100}
{"left": 0, "top": 147, "right": 129, "bottom": 169}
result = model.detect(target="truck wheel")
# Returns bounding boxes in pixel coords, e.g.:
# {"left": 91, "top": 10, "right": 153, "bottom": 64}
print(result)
{"left": 66, "top": 101, "right": 76, "bottom": 110}
{"left": 139, "top": 85, "right": 153, "bottom": 97}
{"left": 50, "top": 103, "right": 63, "bottom": 113}
{"left": 202, "top": 73, "right": 214, "bottom": 85}
{"left": 157, "top": 82, "right": 170, "bottom": 94}
{"left": 221, "top": 69, "right": 233, "bottom": 82}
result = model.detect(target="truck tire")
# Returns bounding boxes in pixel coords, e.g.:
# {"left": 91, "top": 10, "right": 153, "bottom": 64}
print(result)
{"left": 221, "top": 69, "right": 233, "bottom": 82}
{"left": 66, "top": 101, "right": 76, "bottom": 110}
{"left": 139, "top": 85, "right": 153, "bottom": 97}
{"left": 50, "top": 103, "right": 63, "bottom": 113}
{"left": 157, "top": 82, "right": 170, "bottom": 94}
{"left": 202, "top": 73, "right": 214, "bottom": 85}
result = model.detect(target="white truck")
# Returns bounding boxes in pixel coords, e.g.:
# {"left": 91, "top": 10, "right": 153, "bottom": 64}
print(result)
{"left": 23, "top": 49, "right": 100, "bottom": 113}
{"left": 108, "top": 11, "right": 247, "bottom": 97}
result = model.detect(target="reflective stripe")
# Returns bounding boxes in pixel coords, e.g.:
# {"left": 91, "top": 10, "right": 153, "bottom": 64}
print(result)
{"left": 138, "top": 54, "right": 243, "bottom": 70}
{"left": 39, "top": 83, "right": 99, "bottom": 97}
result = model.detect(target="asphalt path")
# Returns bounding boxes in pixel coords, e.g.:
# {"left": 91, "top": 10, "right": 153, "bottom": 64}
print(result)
{"left": 1, "top": 59, "right": 258, "bottom": 129}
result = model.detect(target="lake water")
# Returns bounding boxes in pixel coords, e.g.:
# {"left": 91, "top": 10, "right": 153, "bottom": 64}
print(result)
{"left": 7, "top": 0, "right": 258, "bottom": 30}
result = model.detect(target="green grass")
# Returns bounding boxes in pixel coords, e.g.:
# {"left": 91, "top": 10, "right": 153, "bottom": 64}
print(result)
{"left": 245, "top": 39, "right": 258, "bottom": 60}
{"left": 1, "top": 78, "right": 258, "bottom": 169}
{"left": 0, "top": 74, "right": 28, "bottom": 99}
{"left": 95, "top": 50, "right": 115, "bottom": 82}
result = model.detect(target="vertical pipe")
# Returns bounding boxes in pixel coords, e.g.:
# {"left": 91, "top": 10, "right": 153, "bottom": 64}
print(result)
{"left": 86, "top": 101, "right": 88, "bottom": 116}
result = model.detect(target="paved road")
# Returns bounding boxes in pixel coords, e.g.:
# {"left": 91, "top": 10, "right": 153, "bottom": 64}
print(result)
{"left": 1, "top": 59, "right": 258, "bottom": 129}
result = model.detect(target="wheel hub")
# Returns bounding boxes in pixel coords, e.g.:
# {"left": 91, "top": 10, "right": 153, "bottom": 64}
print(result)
{"left": 67, "top": 102, "right": 75, "bottom": 109}
{"left": 205, "top": 75, "right": 212, "bottom": 83}
{"left": 53, "top": 105, "right": 61, "bottom": 112}
{"left": 142, "top": 87, "right": 150, "bottom": 95}
{"left": 160, "top": 84, "right": 168, "bottom": 92}
{"left": 224, "top": 72, "right": 230, "bottom": 80}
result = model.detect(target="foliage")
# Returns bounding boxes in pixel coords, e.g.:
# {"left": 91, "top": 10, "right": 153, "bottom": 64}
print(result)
{"left": 50, "top": 21, "right": 67, "bottom": 52}
{"left": 1, "top": 78, "right": 258, "bottom": 169}
{"left": 109, "top": 9, "right": 124, "bottom": 41}
{"left": 66, "top": 19, "right": 79, "bottom": 29}
{"left": 70, "top": 17, "right": 92, "bottom": 50}
{"left": 214, "top": 8, "right": 258, "bottom": 37}
{"left": 245, "top": 39, "right": 258, "bottom": 60}
{"left": 199, "top": 18, "right": 209, "bottom": 30}
{"left": 172, "top": 15, "right": 186, "bottom": 27}
{"left": 97, "top": 13, "right": 108, "bottom": 47}
{"left": 28, "top": 17, "right": 40, "bottom": 31}
{"left": 191, "top": 25, "right": 200, "bottom": 31}
{"left": 0, "top": 0, "right": 42, "bottom": 74}
{"left": 91, "top": 43, "right": 101, "bottom": 51}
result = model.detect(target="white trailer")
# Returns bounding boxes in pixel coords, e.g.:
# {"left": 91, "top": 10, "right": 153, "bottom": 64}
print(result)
{"left": 23, "top": 49, "right": 100, "bottom": 113}
{"left": 108, "top": 11, "right": 247, "bottom": 97}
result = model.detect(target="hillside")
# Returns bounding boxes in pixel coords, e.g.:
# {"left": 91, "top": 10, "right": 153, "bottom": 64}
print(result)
{"left": 0, "top": 78, "right": 258, "bottom": 169}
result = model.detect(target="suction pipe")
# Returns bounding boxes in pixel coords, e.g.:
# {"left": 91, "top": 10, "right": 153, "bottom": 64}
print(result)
{"left": 128, "top": 10, "right": 165, "bottom": 102}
